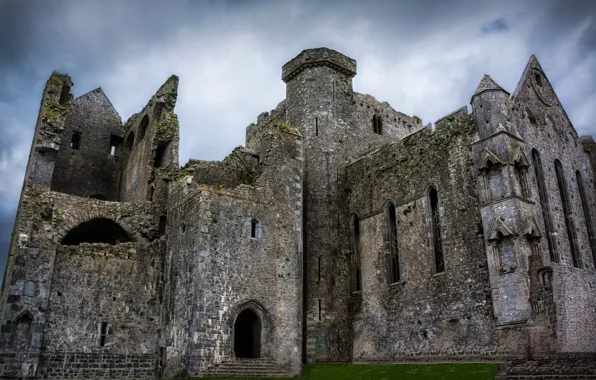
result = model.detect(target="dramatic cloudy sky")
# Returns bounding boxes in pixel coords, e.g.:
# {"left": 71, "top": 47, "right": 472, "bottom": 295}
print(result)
{"left": 0, "top": 0, "right": 595, "bottom": 279}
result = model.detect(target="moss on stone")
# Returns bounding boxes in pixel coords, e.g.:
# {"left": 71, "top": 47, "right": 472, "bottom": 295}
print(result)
{"left": 279, "top": 122, "right": 302, "bottom": 137}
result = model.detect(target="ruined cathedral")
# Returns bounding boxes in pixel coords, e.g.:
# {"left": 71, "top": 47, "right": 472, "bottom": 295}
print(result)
{"left": 0, "top": 47, "right": 595, "bottom": 379}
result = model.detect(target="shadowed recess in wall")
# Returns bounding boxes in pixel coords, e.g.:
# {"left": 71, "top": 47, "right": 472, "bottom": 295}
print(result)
{"left": 61, "top": 218, "right": 132, "bottom": 246}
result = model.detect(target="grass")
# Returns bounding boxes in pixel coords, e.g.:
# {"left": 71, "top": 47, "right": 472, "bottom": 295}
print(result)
{"left": 194, "top": 363, "right": 502, "bottom": 380}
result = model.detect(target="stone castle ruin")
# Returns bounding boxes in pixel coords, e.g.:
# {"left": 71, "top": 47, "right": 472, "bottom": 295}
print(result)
{"left": 0, "top": 48, "right": 595, "bottom": 379}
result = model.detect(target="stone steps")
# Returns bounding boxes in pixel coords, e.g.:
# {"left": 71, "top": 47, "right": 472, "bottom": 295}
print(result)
{"left": 201, "top": 358, "right": 290, "bottom": 377}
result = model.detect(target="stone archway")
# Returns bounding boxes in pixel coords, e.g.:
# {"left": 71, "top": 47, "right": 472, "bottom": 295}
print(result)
{"left": 234, "top": 309, "right": 261, "bottom": 358}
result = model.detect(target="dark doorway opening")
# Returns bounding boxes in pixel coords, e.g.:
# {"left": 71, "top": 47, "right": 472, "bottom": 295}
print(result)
{"left": 234, "top": 309, "right": 261, "bottom": 358}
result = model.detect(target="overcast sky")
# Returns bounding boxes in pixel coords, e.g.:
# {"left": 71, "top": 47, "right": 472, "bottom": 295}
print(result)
{"left": 0, "top": 0, "right": 595, "bottom": 280}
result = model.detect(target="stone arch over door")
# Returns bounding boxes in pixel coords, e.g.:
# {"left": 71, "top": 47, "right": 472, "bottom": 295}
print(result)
{"left": 228, "top": 300, "right": 271, "bottom": 359}
{"left": 55, "top": 208, "right": 137, "bottom": 243}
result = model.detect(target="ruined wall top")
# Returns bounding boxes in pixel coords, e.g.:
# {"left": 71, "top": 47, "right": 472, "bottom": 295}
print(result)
{"left": 282, "top": 47, "right": 357, "bottom": 82}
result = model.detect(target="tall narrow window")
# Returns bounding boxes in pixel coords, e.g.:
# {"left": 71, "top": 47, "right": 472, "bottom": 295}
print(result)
{"left": 109, "top": 135, "right": 123, "bottom": 157}
{"left": 555, "top": 160, "right": 581, "bottom": 268}
{"left": 315, "top": 117, "right": 319, "bottom": 136}
{"left": 532, "top": 150, "right": 559, "bottom": 262}
{"left": 387, "top": 203, "right": 400, "bottom": 283}
{"left": 372, "top": 115, "right": 383, "bottom": 135}
{"left": 576, "top": 171, "right": 596, "bottom": 267}
{"left": 429, "top": 187, "right": 445, "bottom": 273}
{"left": 351, "top": 214, "right": 362, "bottom": 292}
{"left": 71, "top": 132, "right": 81, "bottom": 150}
{"left": 99, "top": 322, "right": 108, "bottom": 347}
{"left": 159, "top": 215, "right": 167, "bottom": 237}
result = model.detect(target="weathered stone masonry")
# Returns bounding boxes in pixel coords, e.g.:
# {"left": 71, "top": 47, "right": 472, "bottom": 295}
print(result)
{"left": 0, "top": 47, "right": 595, "bottom": 379}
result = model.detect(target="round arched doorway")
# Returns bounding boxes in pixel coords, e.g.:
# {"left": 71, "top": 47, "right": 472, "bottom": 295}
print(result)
{"left": 234, "top": 309, "right": 261, "bottom": 358}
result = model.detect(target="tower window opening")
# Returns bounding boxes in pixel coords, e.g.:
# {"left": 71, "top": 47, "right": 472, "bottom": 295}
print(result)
{"left": 109, "top": 135, "right": 123, "bottom": 156}
{"left": 99, "top": 322, "right": 108, "bottom": 347}
{"left": 59, "top": 85, "right": 71, "bottom": 105}
{"left": 71, "top": 132, "right": 81, "bottom": 150}
{"left": 250, "top": 219, "right": 261, "bottom": 239}
{"left": 535, "top": 72, "right": 543, "bottom": 87}
{"left": 372, "top": 115, "right": 383, "bottom": 135}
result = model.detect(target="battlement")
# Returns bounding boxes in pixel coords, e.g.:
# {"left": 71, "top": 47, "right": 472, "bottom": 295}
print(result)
{"left": 282, "top": 47, "right": 356, "bottom": 82}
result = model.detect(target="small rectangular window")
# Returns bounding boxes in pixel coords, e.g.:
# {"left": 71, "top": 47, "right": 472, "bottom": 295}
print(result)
{"left": 99, "top": 322, "right": 108, "bottom": 347}
{"left": 109, "top": 135, "right": 124, "bottom": 156}
{"left": 71, "top": 132, "right": 81, "bottom": 150}
{"left": 250, "top": 219, "right": 260, "bottom": 239}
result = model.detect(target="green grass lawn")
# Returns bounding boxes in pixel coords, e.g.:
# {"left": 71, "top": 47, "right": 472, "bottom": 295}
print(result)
{"left": 195, "top": 362, "right": 502, "bottom": 380}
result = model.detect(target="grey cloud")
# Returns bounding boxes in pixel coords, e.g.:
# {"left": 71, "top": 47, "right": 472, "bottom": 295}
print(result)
{"left": 481, "top": 19, "right": 509, "bottom": 34}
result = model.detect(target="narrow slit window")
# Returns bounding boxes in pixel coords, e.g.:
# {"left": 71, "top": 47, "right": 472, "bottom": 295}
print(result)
{"left": 532, "top": 150, "right": 558, "bottom": 262}
{"left": 315, "top": 117, "right": 319, "bottom": 136}
{"left": 351, "top": 214, "right": 362, "bottom": 292}
{"left": 387, "top": 203, "right": 400, "bottom": 283}
{"left": 429, "top": 187, "right": 445, "bottom": 273}
{"left": 317, "top": 256, "right": 321, "bottom": 282}
{"left": 318, "top": 299, "right": 322, "bottom": 321}
{"left": 99, "top": 322, "right": 108, "bottom": 347}
{"left": 71, "top": 132, "right": 81, "bottom": 150}
{"left": 576, "top": 171, "right": 596, "bottom": 267}
{"left": 555, "top": 160, "right": 581, "bottom": 268}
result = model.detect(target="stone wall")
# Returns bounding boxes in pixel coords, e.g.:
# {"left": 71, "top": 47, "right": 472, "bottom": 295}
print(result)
{"left": 162, "top": 121, "right": 303, "bottom": 378}
{"left": 345, "top": 115, "right": 522, "bottom": 361}
{"left": 50, "top": 88, "right": 123, "bottom": 201}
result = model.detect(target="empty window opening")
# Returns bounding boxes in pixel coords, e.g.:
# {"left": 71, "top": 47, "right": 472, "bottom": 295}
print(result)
{"left": 59, "top": 85, "right": 71, "bottom": 105}
{"left": 138, "top": 115, "right": 149, "bottom": 142}
{"left": 372, "top": 115, "right": 383, "bottom": 135}
{"left": 10, "top": 313, "right": 32, "bottom": 349}
{"left": 429, "top": 187, "right": 445, "bottom": 273}
{"left": 99, "top": 322, "right": 108, "bottom": 347}
{"left": 234, "top": 309, "right": 261, "bottom": 358}
{"left": 22, "top": 281, "right": 37, "bottom": 297}
{"left": 70, "top": 132, "right": 81, "bottom": 150}
{"left": 350, "top": 214, "right": 362, "bottom": 292}
{"left": 109, "top": 135, "right": 123, "bottom": 156}
{"left": 532, "top": 150, "right": 558, "bottom": 262}
{"left": 159, "top": 216, "right": 167, "bottom": 237}
{"left": 576, "top": 171, "right": 596, "bottom": 267}
{"left": 388, "top": 203, "right": 400, "bottom": 283}
{"left": 250, "top": 219, "right": 261, "bottom": 239}
{"left": 555, "top": 160, "right": 581, "bottom": 268}
{"left": 61, "top": 218, "right": 132, "bottom": 246}
{"left": 154, "top": 142, "right": 170, "bottom": 168}
{"left": 315, "top": 117, "right": 319, "bottom": 137}
{"left": 89, "top": 194, "right": 107, "bottom": 200}
{"left": 318, "top": 299, "right": 322, "bottom": 321}
{"left": 125, "top": 132, "right": 135, "bottom": 152}
{"left": 535, "top": 72, "right": 543, "bottom": 87}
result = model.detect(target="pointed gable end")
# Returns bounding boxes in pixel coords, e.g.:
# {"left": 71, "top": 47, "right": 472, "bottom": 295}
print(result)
{"left": 75, "top": 87, "right": 121, "bottom": 121}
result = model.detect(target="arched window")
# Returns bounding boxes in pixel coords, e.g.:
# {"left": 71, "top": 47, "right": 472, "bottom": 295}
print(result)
{"left": 429, "top": 187, "right": 445, "bottom": 273}
{"left": 532, "top": 149, "right": 559, "bottom": 262}
{"left": 138, "top": 115, "right": 149, "bottom": 142}
{"left": 576, "top": 170, "right": 596, "bottom": 267}
{"left": 125, "top": 132, "right": 135, "bottom": 152}
{"left": 555, "top": 160, "right": 581, "bottom": 268}
{"left": 372, "top": 115, "right": 383, "bottom": 135}
{"left": 70, "top": 132, "right": 81, "bottom": 150}
{"left": 387, "top": 203, "right": 400, "bottom": 283}
{"left": 61, "top": 218, "right": 132, "bottom": 246}
{"left": 350, "top": 214, "right": 362, "bottom": 292}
